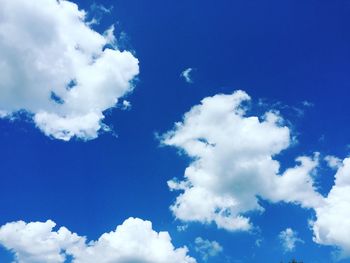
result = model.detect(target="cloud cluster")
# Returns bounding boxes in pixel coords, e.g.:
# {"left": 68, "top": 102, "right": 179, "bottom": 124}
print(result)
{"left": 0, "top": 217, "right": 196, "bottom": 263}
{"left": 279, "top": 228, "right": 304, "bottom": 252}
{"left": 194, "top": 237, "right": 223, "bottom": 261}
{"left": 2, "top": 0, "right": 349, "bottom": 258}
{"left": 0, "top": 0, "right": 139, "bottom": 140}
{"left": 161, "top": 90, "right": 323, "bottom": 231}
{"left": 311, "top": 157, "right": 350, "bottom": 258}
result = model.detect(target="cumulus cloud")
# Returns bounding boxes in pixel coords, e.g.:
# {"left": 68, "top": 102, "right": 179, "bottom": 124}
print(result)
{"left": 279, "top": 228, "right": 304, "bottom": 252}
{"left": 311, "top": 157, "right": 350, "bottom": 258}
{"left": 161, "top": 90, "right": 323, "bottom": 231}
{"left": 181, "top": 68, "right": 194, "bottom": 83}
{"left": 0, "top": 217, "right": 196, "bottom": 263}
{"left": 0, "top": 0, "right": 139, "bottom": 140}
{"left": 194, "top": 237, "right": 223, "bottom": 261}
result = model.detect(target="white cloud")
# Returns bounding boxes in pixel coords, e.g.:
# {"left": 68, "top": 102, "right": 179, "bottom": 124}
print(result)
{"left": 181, "top": 68, "right": 194, "bottom": 83}
{"left": 302, "top": 100, "right": 314, "bottom": 107}
{"left": 0, "top": 220, "right": 81, "bottom": 263}
{"left": 324, "top": 155, "right": 342, "bottom": 170}
{"left": 279, "top": 228, "right": 304, "bottom": 252}
{"left": 311, "top": 157, "right": 350, "bottom": 258}
{"left": 255, "top": 238, "right": 263, "bottom": 247}
{"left": 0, "top": 217, "right": 196, "bottom": 263}
{"left": 90, "top": 3, "right": 113, "bottom": 14}
{"left": 121, "top": 100, "right": 132, "bottom": 110}
{"left": 161, "top": 90, "right": 323, "bottom": 231}
{"left": 0, "top": 0, "right": 139, "bottom": 141}
{"left": 177, "top": 224, "right": 189, "bottom": 232}
{"left": 194, "top": 237, "right": 223, "bottom": 261}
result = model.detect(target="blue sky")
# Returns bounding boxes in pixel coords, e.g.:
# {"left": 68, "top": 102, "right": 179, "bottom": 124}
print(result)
{"left": 0, "top": 0, "right": 350, "bottom": 262}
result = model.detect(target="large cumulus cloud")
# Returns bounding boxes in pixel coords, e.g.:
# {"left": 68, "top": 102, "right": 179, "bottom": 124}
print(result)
{"left": 311, "top": 157, "right": 350, "bottom": 258}
{"left": 0, "top": 0, "right": 139, "bottom": 140}
{"left": 161, "top": 90, "right": 323, "bottom": 231}
{"left": 0, "top": 217, "right": 196, "bottom": 263}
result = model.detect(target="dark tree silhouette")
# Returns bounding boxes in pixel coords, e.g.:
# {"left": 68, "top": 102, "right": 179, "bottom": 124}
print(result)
{"left": 280, "top": 259, "right": 303, "bottom": 263}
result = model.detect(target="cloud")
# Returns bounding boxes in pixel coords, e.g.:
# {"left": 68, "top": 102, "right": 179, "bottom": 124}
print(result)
{"left": 87, "top": 3, "right": 114, "bottom": 26}
{"left": 0, "top": 217, "right": 196, "bottom": 263}
{"left": 0, "top": 0, "right": 139, "bottom": 141}
{"left": 161, "top": 90, "right": 323, "bottom": 231}
{"left": 181, "top": 68, "right": 194, "bottom": 83}
{"left": 324, "top": 155, "right": 342, "bottom": 170}
{"left": 177, "top": 224, "right": 189, "bottom": 232}
{"left": 90, "top": 3, "right": 113, "bottom": 14}
{"left": 279, "top": 228, "right": 304, "bottom": 252}
{"left": 311, "top": 157, "right": 350, "bottom": 258}
{"left": 0, "top": 220, "right": 79, "bottom": 263}
{"left": 302, "top": 100, "right": 314, "bottom": 107}
{"left": 121, "top": 100, "right": 132, "bottom": 110}
{"left": 194, "top": 237, "right": 223, "bottom": 261}
{"left": 255, "top": 238, "right": 263, "bottom": 247}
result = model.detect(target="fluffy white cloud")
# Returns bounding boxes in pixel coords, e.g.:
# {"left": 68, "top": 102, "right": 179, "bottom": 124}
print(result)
{"left": 311, "top": 157, "right": 350, "bottom": 258}
{"left": 194, "top": 237, "right": 223, "bottom": 261}
{"left": 279, "top": 228, "right": 303, "bottom": 252}
{"left": 0, "top": 217, "right": 196, "bottom": 263}
{"left": 161, "top": 90, "right": 323, "bottom": 231}
{"left": 0, "top": 0, "right": 139, "bottom": 140}
{"left": 0, "top": 220, "right": 81, "bottom": 263}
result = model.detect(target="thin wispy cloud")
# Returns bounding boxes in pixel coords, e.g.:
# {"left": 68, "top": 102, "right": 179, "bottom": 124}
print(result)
{"left": 279, "top": 228, "right": 304, "bottom": 252}
{"left": 181, "top": 68, "right": 194, "bottom": 83}
{"left": 121, "top": 100, "right": 132, "bottom": 110}
{"left": 194, "top": 237, "right": 223, "bottom": 261}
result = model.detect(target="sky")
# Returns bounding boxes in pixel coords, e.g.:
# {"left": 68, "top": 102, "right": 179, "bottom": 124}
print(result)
{"left": 0, "top": 0, "right": 350, "bottom": 262}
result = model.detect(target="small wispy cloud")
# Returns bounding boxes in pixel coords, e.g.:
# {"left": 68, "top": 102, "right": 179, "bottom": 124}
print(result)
{"left": 177, "top": 224, "right": 188, "bottom": 232}
{"left": 121, "top": 100, "right": 132, "bottom": 110}
{"left": 302, "top": 100, "right": 314, "bottom": 107}
{"left": 181, "top": 68, "right": 194, "bottom": 83}
{"left": 91, "top": 3, "right": 113, "bottom": 14}
{"left": 324, "top": 155, "right": 342, "bottom": 170}
{"left": 279, "top": 228, "right": 304, "bottom": 252}
{"left": 88, "top": 3, "right": 114, "bottom": 26}
{"left": 255, "top": 238, "right": 263, "bottom": 247}
{"left": 194, "top": 237, "right": 223, "bottom": 261}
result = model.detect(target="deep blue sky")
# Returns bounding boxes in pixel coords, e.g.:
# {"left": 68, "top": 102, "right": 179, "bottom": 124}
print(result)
{"left": 1, "top": 0, "right": 350, "bottom": 262}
